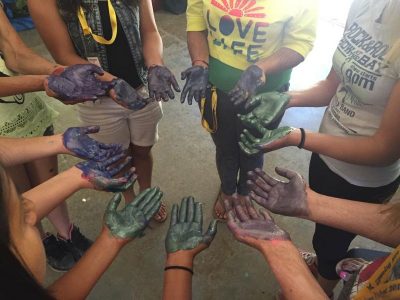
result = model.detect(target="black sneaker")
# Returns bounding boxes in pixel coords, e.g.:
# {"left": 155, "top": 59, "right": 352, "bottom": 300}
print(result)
{"left": 57, "top": 225, "right": 93, "bottom": 261}
{"left": 42, "top": 233, "right": 75, "bottom": 272}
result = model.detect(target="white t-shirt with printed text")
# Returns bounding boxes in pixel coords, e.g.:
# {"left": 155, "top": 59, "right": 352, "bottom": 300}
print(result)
{"left": 319, "top": 0, "right": 400, "bottom": 187}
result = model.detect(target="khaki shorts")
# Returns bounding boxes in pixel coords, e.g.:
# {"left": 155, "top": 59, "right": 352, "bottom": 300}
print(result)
{"left": 77, "top": 88, "right": 163, "bottom": 149}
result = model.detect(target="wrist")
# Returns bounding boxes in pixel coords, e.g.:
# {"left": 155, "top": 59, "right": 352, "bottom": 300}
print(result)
{"left": 69, "top": 166, "right": 93, "bottom": 189}
{"left": 166, "top": 250, "right": 195, "bottom": 268}
{"left": 287, "top": 128, "right": 301, "bottom": 147}
{"left": 259, "top": 239, "right": 295, "bottom": 257}
{"left": 57, "top": 134, "right": 72, "bottom": 155}
{"left": 99, "top": 227, "right": 128, "bottom": 250}
{"left": 191, "top": 59, "right": 208, "bottom": 68}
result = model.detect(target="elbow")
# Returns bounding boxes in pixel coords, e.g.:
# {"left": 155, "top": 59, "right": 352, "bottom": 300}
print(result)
{"left": 370, "top": 143, "right": 399, "bottom": 167}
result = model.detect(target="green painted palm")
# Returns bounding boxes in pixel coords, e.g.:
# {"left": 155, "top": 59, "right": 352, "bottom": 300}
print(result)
{"left": 238, "top": 91, "right": 291, "bottom": 134}
{"left": 166, "top": 197, "right": 218, "bottom": 253}
{"left": 104, "top": 188, "right": 163, "bottom": 239}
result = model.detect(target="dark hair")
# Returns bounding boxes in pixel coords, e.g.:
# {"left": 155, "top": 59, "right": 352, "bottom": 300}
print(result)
{"left": 0, "top": 165, "right": 54, "bottom": 300}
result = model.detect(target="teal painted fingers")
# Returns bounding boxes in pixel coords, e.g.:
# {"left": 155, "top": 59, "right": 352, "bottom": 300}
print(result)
{"left": 104, "top": 187, "right": 163, "bottom": 240}
{"left": 239, "top": 126, "right": 294, "bottom": 155}
{"left": 165, "top": 197, "right": 218, "bottom": 254}
{"left": 238, "top": 92, "right": 291, "bottom": 132}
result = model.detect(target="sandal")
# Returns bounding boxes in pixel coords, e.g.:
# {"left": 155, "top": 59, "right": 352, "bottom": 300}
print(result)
{"left": 213, "top": 190, "right": 228, "bottom": 222}
{"left": 152, "top": 201, "right": 168, "bottom": 223}
{"left": 299, "top": 249, "right": 319, "bottom": 278}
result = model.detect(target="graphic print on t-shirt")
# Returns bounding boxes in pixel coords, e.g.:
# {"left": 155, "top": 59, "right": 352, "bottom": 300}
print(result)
{"left": 328, "top": 20, "right": 392, "bottom": 135}
{"left": 206, "top": 0, "right": 269, "bottom": 63}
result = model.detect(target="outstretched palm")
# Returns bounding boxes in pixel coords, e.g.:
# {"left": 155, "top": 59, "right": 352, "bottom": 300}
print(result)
{"left": 247, "top": 167, "right": 309, "bottom": 217}
{"left": 166, "top": 197, "right": 217, "bottom": 254}
{"left": 104, "top": 188, "right": 163, "bottom": 239}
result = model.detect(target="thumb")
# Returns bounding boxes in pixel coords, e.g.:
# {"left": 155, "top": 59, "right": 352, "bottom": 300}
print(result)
{"left": 170, "top": 75, "right": 181, "bottom": 92}
{"left": 181, "top": 69, "right": 189, "bottom": 80}
{"left": 203, "top": 219, "right": 218, "bottom": 245}
{"left": 106, "top": 193, "right": 122, "bottom": 213}
{"left": 274, "top": 166, "right": 299, "bottom": 181}
{"left": 82, "top": 125, "right": 100, "bottom": 134}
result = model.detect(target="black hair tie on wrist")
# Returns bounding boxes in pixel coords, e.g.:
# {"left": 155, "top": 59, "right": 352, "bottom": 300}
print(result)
{"left": 297, "top": 128, "right": 306, "bottom": 149}
{"left": 164, "top": 265, "right": 194, "bottom": 275}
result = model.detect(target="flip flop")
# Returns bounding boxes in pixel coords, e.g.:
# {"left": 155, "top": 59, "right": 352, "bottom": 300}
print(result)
{"left": 152, "top": 201, "right": 168, "bottom": 223}
{"left": 213, "top": 190, "right": 227, "bottom": 222}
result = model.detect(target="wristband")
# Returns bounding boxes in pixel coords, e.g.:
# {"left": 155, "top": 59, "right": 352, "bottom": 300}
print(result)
{"left": 192, "top": 59, "right": 208, "bottom": 67}
{"left": 164, "top": 265, "right": 194, "bottom": 275}
{"left": 297, "top": 128, "right": 306, "bottom": 149}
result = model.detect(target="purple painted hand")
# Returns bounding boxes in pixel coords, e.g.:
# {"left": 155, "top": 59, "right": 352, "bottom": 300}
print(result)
{"left": 180, "top": 66, "right": 209, "bottom": 105}
{"left": 224, "top": 198, "right": 290, "bottom": 250}
{"left": 247, "top": 167, "right": 309, "bottom": 218}
{"left": 63, "top": 126, "right": 123, "bottom": 161}
{"left": 76, "top": 153, "right": 137, "bottom": 192}
{"left": 229, "top": 65, "right": 265, "bottom": 106}
{"left": 148, "top": 65, "right": 180, "bottom": 101}
{"left": 47, "top": 64, "right": 114, "bottom": 103}
{"left": 110, "top": 78, "right": 151, "bottom": 110}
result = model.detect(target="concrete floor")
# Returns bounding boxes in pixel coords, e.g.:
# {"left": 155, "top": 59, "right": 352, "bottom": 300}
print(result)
{"left": 18, "top": 1, "right": 398, "bottom": 299}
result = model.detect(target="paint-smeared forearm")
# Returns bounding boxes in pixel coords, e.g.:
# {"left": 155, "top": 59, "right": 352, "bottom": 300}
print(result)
{"left": 0, "top": 134, "right": 66, "bottom": 167}
{"left": 260, "top": 241, "right": 328, "bottom": 300}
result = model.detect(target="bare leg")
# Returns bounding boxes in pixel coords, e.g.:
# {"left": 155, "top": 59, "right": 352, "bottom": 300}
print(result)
{"left": 131, "top": 144, "right": 166, "bottom": 221}
{"left": 25, "top": 155, "right": 72, "bottom": 239}
{"left": 131, "top": 144, "right": 153, "bottom": 191}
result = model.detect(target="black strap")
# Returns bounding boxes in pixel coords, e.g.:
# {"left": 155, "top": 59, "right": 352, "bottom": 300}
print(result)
{"left": 297, "top": 128, "right": 306, "bottom": 149}
{"left": 164, "top": 265, "right": 194, "bottom": 275}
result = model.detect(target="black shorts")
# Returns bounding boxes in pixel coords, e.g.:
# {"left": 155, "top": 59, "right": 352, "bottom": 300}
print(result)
{"left": 309, "top": 153, "right": 400, "bottom": 279}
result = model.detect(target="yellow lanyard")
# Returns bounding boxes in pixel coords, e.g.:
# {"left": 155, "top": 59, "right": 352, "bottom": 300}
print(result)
{"left": 200, "top": 87, "right": 218, "bottom": 133}
{"left": 77, "top": 0, "right": 118, "bottom": 45}
{"left": 353, "top": 245, "right": 400, "bottom": 300}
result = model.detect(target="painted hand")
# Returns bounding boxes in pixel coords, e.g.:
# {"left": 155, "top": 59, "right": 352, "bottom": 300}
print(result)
{"left": 229, "top": 65, "right": 265, "bottom": 106}
{"left": 63, "top": 126, "right": 123, "bottom": 161}
{"left": 247, "top": 167, "right": 309, "bottom": 217}
{"left": 104, "top": 187, "right": 163, "bottom": 239}
{"left": 110, "top": 78, "right": 151, "bottom": 110}
{"left": 239, "top": 126, "right": 294, "bottom": 155}
{"left": 148, "top": 65, "right": 180, "bottom": 101}
{"left": 238, "top": 92, "right": 291, "bottom": 133}
{"left": 46, "top": 64, "right": 114, "bottom": 104}
{"left": 165, "top": 197, "right": 218, "bottom": 255}
{"left": 76, "top": 154, "right": 137, "bottom": 192}
{"left": 224, "top": 198, "right": 290, "bottom": 250}
{"left": 180, "top": 66, "right": 209, "bottom": 105}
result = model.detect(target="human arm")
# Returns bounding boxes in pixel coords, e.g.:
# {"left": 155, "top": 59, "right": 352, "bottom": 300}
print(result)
{"left": 139, "top": 0, "right": 179, "bottom": 101}
{"left": 48, "top": 190, "right": 162, "bottom": 299}
{"left": 163, "top": 197, "right": 218, "bottom": 300}
{"left": 27, "top": 0, "right": 92, "bottom": 67}
{"left": 23, "top": 156, "right": 136, "bottom": 220}
{"left": 0, "top": 6, "right": 58, "bottom": 75}
{"left": 0, "top": 126, "right": 122, "bottom": 167}
{"left": 229, "top": 0, "right": 318, "bottom": 106}
{"left": 224, "top": 198, "right": 327, "bottom": 300}
{"left": 248, "top": 167, "right": 400, "bottom": 247}
{"left": 180, "top": 0, "right": 210, "bottom": 105}
{"left": 240, "top": 79, "right": 400, "bottom": 166}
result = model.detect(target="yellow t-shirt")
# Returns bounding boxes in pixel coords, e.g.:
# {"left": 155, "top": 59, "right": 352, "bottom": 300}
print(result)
{"left": 187, "top": 0, "right": 318, "bottom": 70}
